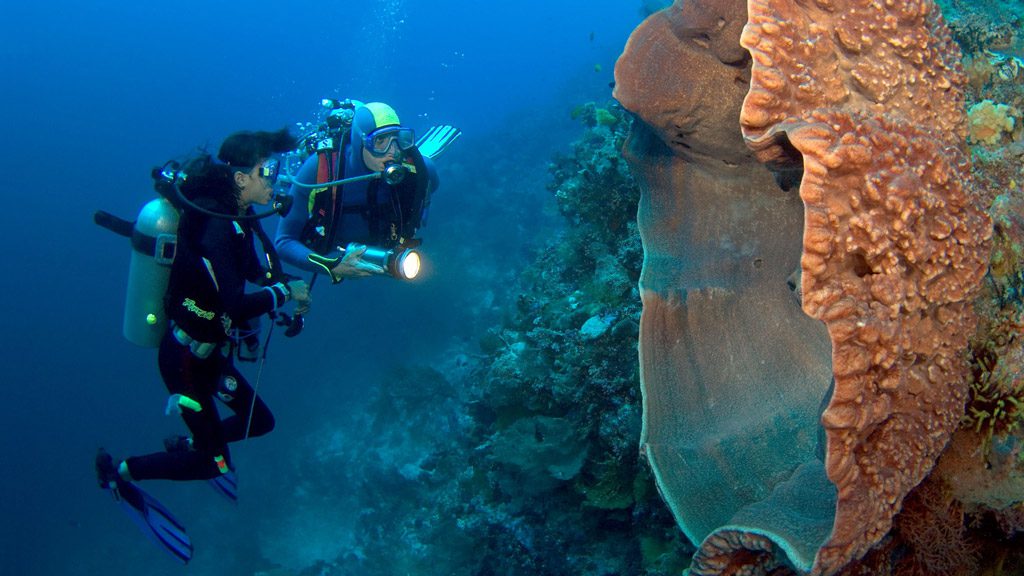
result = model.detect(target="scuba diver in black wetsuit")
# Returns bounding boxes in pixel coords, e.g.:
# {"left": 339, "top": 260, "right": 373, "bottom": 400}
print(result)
{"left": 97, "top": 129, "right": 311, "bottom": 493}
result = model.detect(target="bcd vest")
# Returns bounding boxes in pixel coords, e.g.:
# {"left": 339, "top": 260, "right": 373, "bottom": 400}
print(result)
{"left": 300, "top": 143, "right": 429, "bottom": 254}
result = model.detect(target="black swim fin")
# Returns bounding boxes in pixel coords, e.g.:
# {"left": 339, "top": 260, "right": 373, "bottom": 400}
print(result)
{"left": 96, "top": 450, "right": 194, "bottom": 564}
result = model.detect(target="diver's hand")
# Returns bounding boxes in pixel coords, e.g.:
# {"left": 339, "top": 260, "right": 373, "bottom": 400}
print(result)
{"left": 330, "top": 243, "right": 384, "bottom": 279}
{"left": 287, "top": 280, "right": 311, "bottom": 314}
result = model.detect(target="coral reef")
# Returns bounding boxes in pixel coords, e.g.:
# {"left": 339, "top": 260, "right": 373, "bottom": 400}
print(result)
{"left": 963, "top": 307, "right": 1024, "bottom": 450}
{"left": 280, "top": 103, "right": 692, "bottom": 575}
{"left": 946, "top": 0, "right": 1024, "bottom": 154}
{"left": 266, "top": 2, "right": 1024, "bottom": 574}
{"left": 894, "top": 479, "right": 979, "bottom": 576}
{"left": 967, "top": 99, "right": 1019, "bottom": 146}
{"left": 837, "top": 2, "right": 1024, "bottom": 570}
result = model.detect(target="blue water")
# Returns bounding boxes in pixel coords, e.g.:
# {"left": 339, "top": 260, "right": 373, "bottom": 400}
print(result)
{"left": 0, "top": 1, "right": 647, "bottom": 574}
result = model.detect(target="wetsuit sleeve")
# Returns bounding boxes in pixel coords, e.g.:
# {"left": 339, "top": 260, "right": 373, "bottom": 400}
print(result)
{"left": 275, "top": 155, "right": 323, "bottom": 274}
{"left": 201, "top": 220, "right": 286, "bottom": 322}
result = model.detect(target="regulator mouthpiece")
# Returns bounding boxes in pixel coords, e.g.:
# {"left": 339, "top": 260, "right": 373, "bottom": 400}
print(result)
{"left": 382, "top": 162, "right": 407, "bottom": 185}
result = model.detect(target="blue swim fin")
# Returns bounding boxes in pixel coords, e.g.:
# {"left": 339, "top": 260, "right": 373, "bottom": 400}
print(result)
{"left": 416, "top": 125, "right": 461, "bottom": 159}
{"left": 117, "top": 482, "right": 194, "bottom": 563}
{"left": 208, "top": 469, "right": 238, "bottom": 503}
{"left": 96, "top": 450, "right": 194, "bottom": 564}
{"left": 162, "top": 435, "right": 238, "bottom": 503}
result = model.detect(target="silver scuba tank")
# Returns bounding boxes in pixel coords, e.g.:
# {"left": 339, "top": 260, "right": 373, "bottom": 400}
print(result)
{"left": 123, "top": 198, "right": 179, "bottom": 347}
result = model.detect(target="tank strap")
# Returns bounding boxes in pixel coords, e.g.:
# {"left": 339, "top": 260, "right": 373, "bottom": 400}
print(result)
{"left": 93, "top": 210, "right": 134, "bottom": 237}
{"left": 96, "top": 207, "right": 177, "bottom": 264}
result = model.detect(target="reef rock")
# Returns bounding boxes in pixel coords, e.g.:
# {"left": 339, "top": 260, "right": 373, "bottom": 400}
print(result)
{"left": 614, "top": 0, "right": 992, "bottom": 574}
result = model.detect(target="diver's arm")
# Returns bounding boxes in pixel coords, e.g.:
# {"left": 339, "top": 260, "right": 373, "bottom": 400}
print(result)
{"left": 423, "top": 155, "right": 440, "bottom": 195}
{"left": 274, "top": 155, "right": 322, "bottom": 274}
{"left": 416, "top": 155, "right": 441, "bottom": 228}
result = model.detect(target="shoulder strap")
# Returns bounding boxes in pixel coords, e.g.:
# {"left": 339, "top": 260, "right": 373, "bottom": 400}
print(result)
{"left": 300, "top": 143, "right": 348, "bottom": 254}
{"left": 368, "top": 147, "right": 430, "bottom": 248}
{"left": 398, "top": 147, "right": 430, "bottom": 242}
{"left": 249, "top": 215, "right": 285, "bottom": 282}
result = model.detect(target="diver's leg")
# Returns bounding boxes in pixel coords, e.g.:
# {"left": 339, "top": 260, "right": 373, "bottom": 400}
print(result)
{"left": 120, "top": 333, "right": 229, "bottom": 481}
{"left": 217, "top": 363, "right": 275, "bottom": 442}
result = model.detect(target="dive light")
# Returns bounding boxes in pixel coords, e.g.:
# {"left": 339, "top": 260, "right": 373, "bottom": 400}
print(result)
{"left": 363, "top": 245, "right": 421, "bottom": 280}
{"left": 308, "top": 244, "right": 422, "bottom": 282}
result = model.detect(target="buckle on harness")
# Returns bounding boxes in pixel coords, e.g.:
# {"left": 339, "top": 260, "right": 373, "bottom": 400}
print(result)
{"left": 172, "top": 324, "right": 216, "bottom": 359}
{"left": 316, "top": 137, "right": 338, "bottom": 151}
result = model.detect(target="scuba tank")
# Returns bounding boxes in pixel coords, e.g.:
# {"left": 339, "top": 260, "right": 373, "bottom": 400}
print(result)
{"left": 123, "top": 198, "right": 179, "bottom": 346}
{"left": 94, "top": 196, "right": 179, "bottom": 347}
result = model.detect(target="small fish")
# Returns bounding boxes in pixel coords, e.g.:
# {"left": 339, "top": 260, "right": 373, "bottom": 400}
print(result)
{"left": 594, "top": 63, "right": 602, "bottom": 73}
{"left": 589, "top": 31, "right": 595, "bottom": 42}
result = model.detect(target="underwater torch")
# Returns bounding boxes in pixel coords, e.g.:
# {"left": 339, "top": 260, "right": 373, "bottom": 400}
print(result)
{"left": 308, "top": 244, "right": 422, "bottom": 282}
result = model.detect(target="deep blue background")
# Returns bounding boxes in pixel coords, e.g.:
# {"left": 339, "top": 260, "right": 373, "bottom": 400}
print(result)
{"left": 0, "top": 1, "right": 652, "bottom": 573}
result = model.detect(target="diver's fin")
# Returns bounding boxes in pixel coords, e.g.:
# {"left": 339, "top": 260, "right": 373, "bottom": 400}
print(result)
{"left": 161, "top": 437, "right": 239, "bottom": 503}
{"left": 416, "top": 125, "right": 462, "bottom": 159}
{"left": 208, "top": 470, "right": 239, "bottom": 503}
{"left": 97, "top": 450, "right": 193, "bottom": 564}
{"left": 112, "top": 481, "right": 194, "bottom": 564}
{"left": 121, "top": 482, "right": 194, "bottom": 564}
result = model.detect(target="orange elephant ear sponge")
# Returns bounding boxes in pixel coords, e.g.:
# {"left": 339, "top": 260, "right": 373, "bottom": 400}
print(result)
{"left": 740, "top": 0, "right": 991, "bottom": 572}
{"left": 615, "top": 0, "right": 992, "bottom": 574}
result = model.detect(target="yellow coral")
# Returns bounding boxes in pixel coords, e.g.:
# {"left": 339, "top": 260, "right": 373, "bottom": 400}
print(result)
{"left": 968, "top": 100, "right": 1017, "bottom": 145}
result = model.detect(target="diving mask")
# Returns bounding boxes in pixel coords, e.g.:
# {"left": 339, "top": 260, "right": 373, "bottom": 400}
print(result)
{"left": 364, "top": 126, "right": 415, "bottom": 157}
{"left": 237, "top": 159, "right": 280, "bottom": 185}
{"left": 257, "top": 158, "right": 280, "bottom": 185}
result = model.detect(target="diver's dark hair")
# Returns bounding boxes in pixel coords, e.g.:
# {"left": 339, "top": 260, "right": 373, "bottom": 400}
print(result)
{"left": 179, "top": 128, "right": 296, "bottom": 208}
{"left": 177, "top": 155, "right": 234, "bottom": 211}
{"left": 218, "top": 128, "right": 297, "bottom": 167}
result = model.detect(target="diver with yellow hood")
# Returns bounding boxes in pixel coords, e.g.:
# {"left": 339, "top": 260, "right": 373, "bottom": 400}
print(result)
{"left": 276, "top": 101, "right": 459, "bottom": 283}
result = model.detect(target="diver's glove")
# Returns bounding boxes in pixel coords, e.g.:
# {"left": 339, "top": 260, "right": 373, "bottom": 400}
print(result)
{"left": 307, "top": 253, "right": 342, "bottom": 283}
{"left": 307, "top": 243, "right": 384, "bottom": 283}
